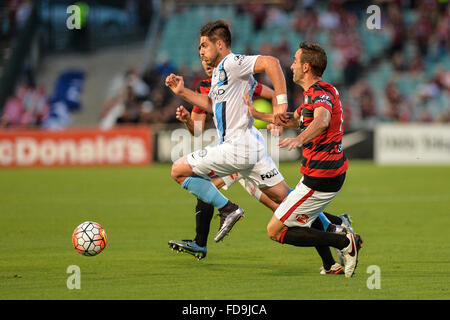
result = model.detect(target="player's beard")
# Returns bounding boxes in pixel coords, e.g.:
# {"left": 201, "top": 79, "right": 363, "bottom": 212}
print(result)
{"left": 206, "top": 50, "right": 221, "bottom": 68}
{"left": 294, "top": 67, "right": 306, "bottom": 87}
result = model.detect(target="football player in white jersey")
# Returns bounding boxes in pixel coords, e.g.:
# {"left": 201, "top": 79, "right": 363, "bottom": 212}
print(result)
{"left": 166, "top": 20, "right": 291, "bottom": 242}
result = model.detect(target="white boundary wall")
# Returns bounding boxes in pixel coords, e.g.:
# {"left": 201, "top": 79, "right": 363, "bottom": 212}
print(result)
{"left": 375, "top": 123, "right": 450, "bottom": 165}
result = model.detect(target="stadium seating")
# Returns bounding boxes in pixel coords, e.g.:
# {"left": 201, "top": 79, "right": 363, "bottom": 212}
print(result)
{"left": 152, "top": 3, "right": 448, "bottom": 127}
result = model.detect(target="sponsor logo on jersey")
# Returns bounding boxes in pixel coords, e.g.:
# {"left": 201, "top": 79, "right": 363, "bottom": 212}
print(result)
{"left": 295, "top": 214, "right": 310, "bottom": 224}
{"left": 234, "top": 54, "right": 246, "bottom": 66}
{"left": 315, "top": 94, "right": 333, "bottom": 107}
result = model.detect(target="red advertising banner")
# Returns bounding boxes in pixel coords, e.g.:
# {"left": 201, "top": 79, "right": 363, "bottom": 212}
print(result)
{"left": 0, "top": 126, "right": 153, "bottom": 167}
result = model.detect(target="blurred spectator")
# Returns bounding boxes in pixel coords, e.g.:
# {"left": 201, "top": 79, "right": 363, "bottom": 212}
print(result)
{"left": 417, "top": 79, "right": 440, "bottom": 104}
{"left": 386, "top": 2, "right": 407, "bottom": 56}
{"left": 350, "top": 78, "right": 376, "bottom": 120}
{"left": 318, "top": 4, "right": 339, "bottom": 30}
{"left": 264, "top": 5, "right": 289, "bottom": 29}
{"left": 292, "top": 7, "right": 318, "bottom": 35}
{"left": 412, "top": 9, "right": 436, "bottom": 57}
{"left": 333, "top": 30, "right": 363, "bottom": 86}
{"left": 435, "top": 68, "right": 450, "bottom": 92}
{"left": 1, "top": 84, "right": 49, "bottom": 128}
{"left": 116, "top": 83, "right": 152, "bottom": 124}
{"left": 154, "top": 53, "right": 177, "bottom": 78}
{"left": 107, "top": 0, "right": 450, "bottom": 130}
{"left": 437, "top": 109, "right": 450, "bottom": 123}
{"left": 409, "top": 52, "right": 425, "bottom": 74}
{"left": 99, "top": 67, "right": 152, "bottom": 129}
{"left": 384, "top": 82, "right": 412, "bottom": 122}
{"left": 392, "top": 51, "right": 408, "bottom": 72}
{"left": 238, "top": 2, "right": 267, "bottom": 31}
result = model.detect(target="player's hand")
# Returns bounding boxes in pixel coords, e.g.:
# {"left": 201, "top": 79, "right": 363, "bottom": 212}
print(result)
{"left": 267, "top": 124, "right": 284, "bottom": 137}
{"left": 243, "top": 91, "right": 258, "bottom": 118}
{"left": 274, "top": 112, "right": 293, "bottom": 126}
{"left": 279, "top": 136, "right": 303, "bottom": 151}
{"left": 165, "top": 73, "right": 185, "bottom": 95}
{"left": 176, "top": 105, "right": 190, "bottom": 123}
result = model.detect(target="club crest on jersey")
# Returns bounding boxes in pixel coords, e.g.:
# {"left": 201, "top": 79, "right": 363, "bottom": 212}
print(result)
{"left": 217, "top": 57, "right": 229, "bottom": 87}
{"left": 198, "top": 149, "right": 208, "bottom": 157}
{"left": 218, "top": 69, "right": 228, "bottom": 86}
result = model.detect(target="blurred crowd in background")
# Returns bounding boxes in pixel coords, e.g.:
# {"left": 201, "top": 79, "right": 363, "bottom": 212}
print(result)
{"left": 1, "top": 0, "right": 449, "bottom": 130}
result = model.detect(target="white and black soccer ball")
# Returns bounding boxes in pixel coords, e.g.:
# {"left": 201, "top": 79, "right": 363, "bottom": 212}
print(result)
{"left": 72, "top": 221, "right": 108, "bottom": 256}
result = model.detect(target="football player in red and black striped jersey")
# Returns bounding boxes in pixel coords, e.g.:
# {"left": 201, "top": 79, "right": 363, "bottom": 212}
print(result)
{"left": 246, "top": 42, "right": 363, "bottom": 277}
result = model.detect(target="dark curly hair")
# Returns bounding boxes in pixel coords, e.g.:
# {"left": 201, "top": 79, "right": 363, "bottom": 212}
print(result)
{"left": 299, "top": 42, "right": 327, "bottom": 77}
{"left": 200, "top": 20, "right": 232, "bottom": 48}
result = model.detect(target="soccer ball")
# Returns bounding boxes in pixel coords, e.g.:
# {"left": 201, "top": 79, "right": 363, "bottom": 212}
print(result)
{"left": 72, "top": 221, "right": 108, "bottom": 256}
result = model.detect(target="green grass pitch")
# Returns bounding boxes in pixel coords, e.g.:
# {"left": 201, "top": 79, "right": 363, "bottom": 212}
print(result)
{"left": 0, "top": 161, "right": 449, "bottom": 300}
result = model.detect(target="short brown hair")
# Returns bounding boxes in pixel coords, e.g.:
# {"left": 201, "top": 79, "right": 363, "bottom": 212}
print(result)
{"left": 299, "top": 42, "right": 327, "bottom": 77}
{"left": 200, "top": 20, "right": 232, "bottom": 48}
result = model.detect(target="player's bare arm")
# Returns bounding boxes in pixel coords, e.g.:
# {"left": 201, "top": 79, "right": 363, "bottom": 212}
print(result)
{"left": 253, "top": 56, "right": 288, "bottom": 114}
{"left": 165, "top": 73, "right": 213, "bottom": 113}
{"left": 190, "top": 109, "right": 208, "bottom": 137}
{"left": 244, "top": 92, "right": 299, "bottom": 128}
{"left": 244, "top": 92, "right": 273, "bottom": 123}
{"left": 258, "top": 84, "right": 284, "bottom": 136}
{"left": 175, "top": 106, "right": 207, "bottom": 136}
{"left": 279, "top": 107, "right": 331, "bottom": 150}
{"left": 176, "top": 106, "right": 195, "bottom": 135}
{"left": 259, "top": 84, "right": 277, "bottom": 107}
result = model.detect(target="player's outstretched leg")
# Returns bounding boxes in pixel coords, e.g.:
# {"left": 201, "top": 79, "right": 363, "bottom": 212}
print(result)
{"left": 194, "top": 198, "right": 215, "bottom": 247}
{"left": 311, "top": 218, "right": 344, "bottom": 275}
{"left": 168, "top": 198, "right": 214, "bottom": 260}
{"left": 280, "top": 226, "right": 362, "bottom": 278}
{"left": 214, "top": 201, "right": 244, "bottom": 242}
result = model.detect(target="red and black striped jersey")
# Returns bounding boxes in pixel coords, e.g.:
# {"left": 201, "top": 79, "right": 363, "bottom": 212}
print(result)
{"left": 192, "top": 79, "right": 263, "bottom": 114}
{"left": 192, "top": 79, "right": 212, "bottom": 114}
{"left": 295, "top": 80, "right": 348, "bottom": 190}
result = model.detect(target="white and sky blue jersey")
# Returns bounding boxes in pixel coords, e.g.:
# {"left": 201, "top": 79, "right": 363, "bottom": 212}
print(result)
{"left": 208, "top": 52, "right": 262, "bottom": 144}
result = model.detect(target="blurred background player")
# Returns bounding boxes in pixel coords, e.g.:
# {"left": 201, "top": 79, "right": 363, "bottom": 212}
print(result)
{"left": 246, "top": 42, "right": 363, "bottom": 277}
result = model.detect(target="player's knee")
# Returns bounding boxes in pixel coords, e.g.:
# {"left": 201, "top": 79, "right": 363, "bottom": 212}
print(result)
{"left": 212, "top": 178, "right": 225, "bottom": 189}
{"left": 171, "top": 162, "right": 184, "bottom": 184}
{"left": 267, "top": 226, "right": 281, "bottom": 242}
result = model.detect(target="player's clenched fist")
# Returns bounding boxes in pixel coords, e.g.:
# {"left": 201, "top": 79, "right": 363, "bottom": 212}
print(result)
{"left": 176, "top": 106, "right": 190, "bottom": 123}
{"left": 165, "top": 73, "right": 185, "bottom": 95}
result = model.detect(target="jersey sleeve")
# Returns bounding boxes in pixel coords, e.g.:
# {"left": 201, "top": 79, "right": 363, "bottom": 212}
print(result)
{"left": 227, "top": 54, "right": 260, "bottom": 79}
{"left": 192, "top": 106, "right": 207, "bottom": 114}
{"left": 311, "top": 93, "right": 334, "bottom": 114}
{"left": 253, "top": 82, "right": 263, "bottom": 97}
